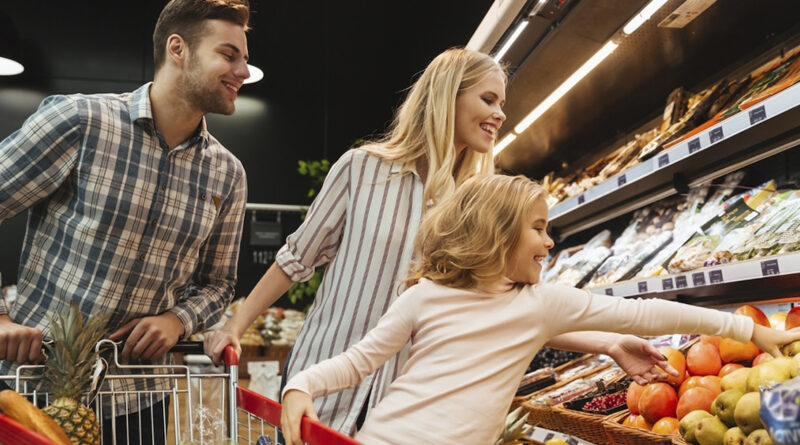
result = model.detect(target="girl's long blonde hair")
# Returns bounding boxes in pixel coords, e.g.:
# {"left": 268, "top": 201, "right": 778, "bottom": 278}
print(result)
{"left": 362, "top": 48, "right": 505, "bottom": 207}
{"left": 406, "top": 174, "right": 548, "bottom": 290}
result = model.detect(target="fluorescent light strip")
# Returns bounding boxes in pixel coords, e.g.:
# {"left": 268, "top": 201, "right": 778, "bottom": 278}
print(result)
{"left": 0, "top": 56, "right": 24, "bottom": 76}
{"left": 243, "top": 64, "right": 264, "bottom": 84}
{"left": 623, "top": 0, "right": 670, "bottom": 35}
{"left": 493, "top": 133, "right": 517, "bottom": 156}
{"left": 493, "top": 21, "right": 529, "bottom": 62}
{"left": 513, "top": 41, "right": 618, "bottom": 134}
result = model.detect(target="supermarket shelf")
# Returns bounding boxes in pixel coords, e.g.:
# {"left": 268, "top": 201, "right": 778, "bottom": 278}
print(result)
{"left": 586, "top": 252, "right": 800, "bottom": 307}
{"left": 549, "top": 82, "right": 800, "bottom": 239}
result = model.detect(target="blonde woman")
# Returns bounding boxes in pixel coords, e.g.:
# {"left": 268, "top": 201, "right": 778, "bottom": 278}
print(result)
{"left": 205, "top": 48, "right": 675, "bottom": 435}
{"left": 279, "top": 174, "right": 800, "bottom": 445}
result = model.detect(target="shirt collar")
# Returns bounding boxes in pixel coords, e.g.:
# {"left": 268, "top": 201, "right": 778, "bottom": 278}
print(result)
{"left": 127, "top": 82, "right": 210, "bottom": 150}
{"left": 388, "top": 159, "right": 422, "bottom": 181}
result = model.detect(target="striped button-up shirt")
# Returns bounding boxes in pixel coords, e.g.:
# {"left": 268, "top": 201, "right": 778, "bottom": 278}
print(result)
{"left": 277, "top": 148, "right": 424, "bottom": 434}
{"left": 0, "top": 83, "right": 247, "bottom": 413}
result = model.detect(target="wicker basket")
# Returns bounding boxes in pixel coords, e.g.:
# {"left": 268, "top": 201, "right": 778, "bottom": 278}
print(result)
{"left": 551, "top": 404, "right": 613, "bottom": 445}
{"left": 603, "top": 409, "right": 688, "bottom": 445}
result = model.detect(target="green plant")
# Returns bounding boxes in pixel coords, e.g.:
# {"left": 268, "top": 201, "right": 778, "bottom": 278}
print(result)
{"left": 287, "top": 158, "right": 330, "bottom": 311}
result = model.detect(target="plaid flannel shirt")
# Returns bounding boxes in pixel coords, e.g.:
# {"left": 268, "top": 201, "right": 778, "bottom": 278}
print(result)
{"left": 0, "top": 83, "right": 247, "bottom": 414}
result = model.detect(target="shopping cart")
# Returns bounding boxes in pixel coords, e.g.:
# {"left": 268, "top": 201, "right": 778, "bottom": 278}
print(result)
{"left": 0, "top": 340, "right": 361, "bottom": 445}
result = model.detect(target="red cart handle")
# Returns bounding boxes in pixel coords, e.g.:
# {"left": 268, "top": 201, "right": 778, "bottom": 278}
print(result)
{"left": 222, "top": 345, "right": 239, "bottom": 367}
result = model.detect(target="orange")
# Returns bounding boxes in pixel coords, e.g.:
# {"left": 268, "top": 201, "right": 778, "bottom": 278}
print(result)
{"left": 659, "top": 347, "right": 686, "bottom": 387}
{"left": 686, "top": 342, "right": 722, "bottom": 376}
{"left": 626, "top": 382, "right": 645, "bottom": 415}
{"left": 676, "top": 387, "right": 716, "bottom": 420}
{"left": 651, "top": 417, "right": 680, "bottom": 435}
{"left": 622, "top": 413, "right": 652, "bottom": 431}
{"left": 718, "top": 363, "right": 744, "bottom": 377}
{"left": 678, "top": 375, "right": 720, "bottom": 398}
{"left": 639, "top": 382, "right": 678, "bottom": 424}
{"left": 699, "top": 335, "right": 721, "bottom": 349}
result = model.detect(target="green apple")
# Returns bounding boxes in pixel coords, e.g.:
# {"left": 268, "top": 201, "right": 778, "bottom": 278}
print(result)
{"left": 681, "top": 410, "right": 714, "bottom": 444}
{"left": 723, "top": 426, "right": 746, "bottom": 445}
{"left": 722, "top": 368, "right": 751, "bottom": 393}
{"left": 745, "top": 428, "right": 772, "bottom": 445}
{"left": 695, "top": 415, "right": 729, "bottom": 445}
{"left": 746, "top": 360, "right": 793, "bottom": 392}
{"left": 734, "top": 392, "right": 763, "bottom": 435}
{"left": 713, "top": 389, "right": 744, "bottom": 427}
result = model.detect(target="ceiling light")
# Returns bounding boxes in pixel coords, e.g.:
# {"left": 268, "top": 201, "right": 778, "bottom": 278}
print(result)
{"left": 493, "top": 133, "right": 517, "bottom": 156}
{"left": 493, "top": 20, "right": 529, "bottom": 62}
{"left": 243, "top": 64, "right": 263, "bottom": 84}
{"left": 514, "top": 41, "right": 618, "bottom": 134}
{"left": 623, "top": 0, "right": 670, "bottom": 35}
{"left": 0, "top": 56, "right": 24, "bottom": 76}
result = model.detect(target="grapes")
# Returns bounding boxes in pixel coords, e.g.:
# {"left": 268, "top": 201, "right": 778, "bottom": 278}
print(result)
{"left": 528, "top": 347, "right": 584, "bottom": 373}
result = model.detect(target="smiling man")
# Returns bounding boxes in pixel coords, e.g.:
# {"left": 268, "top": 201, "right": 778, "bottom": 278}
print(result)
{"left": 0, "top": 0, "right": 250, "bottom": 443}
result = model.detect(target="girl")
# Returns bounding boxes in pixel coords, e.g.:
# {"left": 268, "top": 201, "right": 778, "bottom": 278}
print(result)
{"left": 205, "top": 48, "right": 676, "bottom": 433}
{"left": 280, "top": 174, "right": 800, "bottom": 445}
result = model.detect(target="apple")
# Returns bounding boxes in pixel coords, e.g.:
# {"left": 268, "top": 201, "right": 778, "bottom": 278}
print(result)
{"left": 785, "top": 306, "right": 800, "bottom": 330}
{"left": 735, "top": 305, "right": 770, "bottom": 327}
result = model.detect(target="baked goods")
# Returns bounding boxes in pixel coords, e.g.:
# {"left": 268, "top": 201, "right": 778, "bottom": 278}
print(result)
{"left": 0, "top": 389, "right": 71, "bottom": 445}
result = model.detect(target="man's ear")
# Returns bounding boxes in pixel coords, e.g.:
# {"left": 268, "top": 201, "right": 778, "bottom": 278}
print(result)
{"left": 166, "top": 34, "right": 187, "bottom": 67}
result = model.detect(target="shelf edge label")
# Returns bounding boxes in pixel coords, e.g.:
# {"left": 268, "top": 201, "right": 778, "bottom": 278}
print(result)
{"left": 749, "top": 105, "right": 767, "bottom": 125}
{"left": 709, "top": 269, "right": 724, "bottom": 284}
{"left": 658, "top": 153, "right": 670, "bottom": 167}
{"left": 675, "top": 275, "right": 688, "bottom": 288}
{"left": 638, "top": 281, "right": 648, "bottom": 293}
{"left": 692, "top": 272, "right": 706, "bottom": 286}
{"left": 605, "top": 288, "right": 614, "bottom": 296}
{"left": 577, "top": 194, "right": 585, "bottom": 205}
{"left": 709, "top": 127, "right": 724, "bottom": 144}
{"left": 662, "top": 278, "right": 674, "bottom": 290}
{"left": 617, "top": 174, "right": 627, "bottom": 186}
{"left": 689, "top": 138, "right": 702, "bottom": 153}
{"left": 761, "top": 259, "right": 780, "bottom": 276}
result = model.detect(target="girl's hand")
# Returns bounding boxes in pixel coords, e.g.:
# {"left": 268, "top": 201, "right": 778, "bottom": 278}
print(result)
{"left": 203, "top": 328, "right": 241, "bottom": 366}
{"left": 281, "top": 389, "right": 319, "bottom": 445}
{"left": 607, "top": 334, "right": 679, "bottom": 385}
{"left": 751, "top": 324, "right": 800, "bottom": 357}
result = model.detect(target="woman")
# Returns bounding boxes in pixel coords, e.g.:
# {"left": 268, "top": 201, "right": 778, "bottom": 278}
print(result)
{"left": 205, "top": 48, "right": 674, "bottom": 435}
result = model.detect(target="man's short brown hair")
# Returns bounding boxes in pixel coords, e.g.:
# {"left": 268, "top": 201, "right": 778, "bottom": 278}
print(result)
{"left": 153, "top": 0, "right": 250, "bottom": 70}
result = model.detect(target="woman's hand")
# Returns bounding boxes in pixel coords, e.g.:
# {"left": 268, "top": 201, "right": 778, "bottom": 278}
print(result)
{"left": 281, "top": 389, "right": 319, "bottom": 445}
{"left": 751, "top": 324, "right": 800, "bottom": 357}
{"left": 607, "top": 334, "right": 679, "bottom": 385}
{"left": 203, "top": 328, "right": 241, "bottom": 366}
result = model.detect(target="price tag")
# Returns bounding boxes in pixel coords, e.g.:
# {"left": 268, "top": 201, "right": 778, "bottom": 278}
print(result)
{"left": 658, "top": 154, "right": 670, "bottom": 167}
{"left": 692, "top": 272, "right": 706, "bottom": 286}
{"left": 662, "top": 278, "right": 674, "bottom": 290}
{"left": 638, "top": 281, "right": 648, "bottom": 293}
{"left": 605, "top": 288, "right": 614, "bottom": 296}
{"left": 709, "top": 127, "right": 724, "bottom": 144}
{"left": 749, "top": 105, "right": 767, "bottom": 125}
{"left": 709, "top": 270, "right": 724, "bottom": 284}
{"left": 675, "top": 276, "right": 688, "bottom": 288}
{"left": 617, "top": 174, "right": 627, "bottom": 186}
{"left": 688, "top": 138, "right": 701, "bottom": 153}
{"left": 761, "top": 259, "right": 780, "bottom": 276}
{"left": 577, "top": 194, "right": 585, "bottom": 204}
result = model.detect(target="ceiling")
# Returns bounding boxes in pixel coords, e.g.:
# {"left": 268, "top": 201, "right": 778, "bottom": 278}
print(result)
{"left": 493, "top": 0, "right": 800, "bottom": 179}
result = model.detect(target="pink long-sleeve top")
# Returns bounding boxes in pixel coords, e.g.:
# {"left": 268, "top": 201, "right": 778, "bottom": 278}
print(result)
{"left": 283, "top": 278, "right": 754, "bottom": 445}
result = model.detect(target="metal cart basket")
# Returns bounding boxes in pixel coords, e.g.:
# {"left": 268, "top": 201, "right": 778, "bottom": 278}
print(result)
{"left": 0, "top": 340, "right": 361, "bottom": 445}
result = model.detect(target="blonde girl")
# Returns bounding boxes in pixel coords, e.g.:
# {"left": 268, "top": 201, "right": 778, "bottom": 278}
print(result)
{"left": 280, "top": 174, "right": 800, "bottom": 445}
{"left": 206, "top": 49, "right": 676, "bottom": 434}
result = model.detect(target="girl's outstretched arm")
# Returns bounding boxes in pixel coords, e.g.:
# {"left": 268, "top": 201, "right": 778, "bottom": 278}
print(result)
{"left": 546, "top": 332, "right": 678, "bottom": 385}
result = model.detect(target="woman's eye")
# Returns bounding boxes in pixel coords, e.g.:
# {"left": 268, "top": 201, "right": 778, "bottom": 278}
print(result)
{"left": 482, "top": 97, "right": 493, "bottom": 105}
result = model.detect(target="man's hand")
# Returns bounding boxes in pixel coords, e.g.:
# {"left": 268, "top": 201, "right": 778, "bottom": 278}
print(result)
{"left": 204, "top": 328, "right": 241, "bottom": 366}
{"left": 0, "top": 315, "right": 44, "bottom": 364}
{"left": 109, "top": 312, "right": 185, "bottom": 362}
{"left": 608, "top": 334, "right": 679, "bottom": 386}
{"left": 281, "top": 389, "right": 319, "bottom": 445}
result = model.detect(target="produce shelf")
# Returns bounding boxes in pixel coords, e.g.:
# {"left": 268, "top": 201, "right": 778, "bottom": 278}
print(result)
{"left": 550, "top": 82, "right": 800, "bottom": 238}
{"left": 586, "top": 252, "right": 800, "bottom": 307}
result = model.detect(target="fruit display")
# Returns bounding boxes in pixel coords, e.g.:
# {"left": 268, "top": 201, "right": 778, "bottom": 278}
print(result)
{"left": 42, "top": 301, "right": 110, "bottom": 445}
{"left": 525, "top": 346, "right": 585, "bottom": 373}
{"left": 191, "top": 301, "right": 306, "bottom": 347}
{"left": 603, "top": 303, "right": 798, "bottom": 445}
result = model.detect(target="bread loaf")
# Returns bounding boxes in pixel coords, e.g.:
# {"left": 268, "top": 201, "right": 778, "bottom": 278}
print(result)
{"left": 0, "top": 389, "right": 72, "bottom": 445}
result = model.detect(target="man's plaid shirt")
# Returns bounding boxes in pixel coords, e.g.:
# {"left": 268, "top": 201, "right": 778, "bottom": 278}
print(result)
{"left": 0, "top": 83, "right": 247, "bottom": 414}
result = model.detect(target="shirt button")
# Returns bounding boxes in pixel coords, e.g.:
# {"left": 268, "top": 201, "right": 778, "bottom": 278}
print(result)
{"left": 161, "top": 184, "right": 167, "bottom": 191}
{"left": 139, "top": 254, "right": 146, "bottom": 261}
{"left": 201, "top": 193, "right": 207, "bottom": 200}
{"left": 151, "top": 218, "right": 157, "bottom": 227}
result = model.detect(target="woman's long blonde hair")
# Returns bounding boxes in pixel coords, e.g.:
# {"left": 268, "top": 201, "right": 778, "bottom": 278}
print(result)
{"left": 362, "top": 48, "right": 505, "bottom": 207}
{"left": 405, "top": 174, "right": 548, "bottom": 290}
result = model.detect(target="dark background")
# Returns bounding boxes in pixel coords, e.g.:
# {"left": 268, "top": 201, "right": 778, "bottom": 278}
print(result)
{"left": 0, "top": 1, "right": 489, "bottom": 299}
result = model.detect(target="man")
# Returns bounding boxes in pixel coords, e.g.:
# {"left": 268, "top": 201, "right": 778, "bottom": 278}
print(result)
{"left": 0, "top": 0, "right": 250, "bottom": 442}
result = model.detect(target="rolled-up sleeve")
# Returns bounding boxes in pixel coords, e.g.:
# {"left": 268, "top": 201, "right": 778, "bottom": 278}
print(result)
{"left": 276, "top": 150, "right": 353, "bottom": 282}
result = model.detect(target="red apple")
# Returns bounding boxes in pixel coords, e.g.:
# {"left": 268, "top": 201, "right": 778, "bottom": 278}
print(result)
{"left": 785, "top": 306, "right": 800, "bottom": 330}
{"left": 735, "top": 304, "right": 770, "bottom": 327}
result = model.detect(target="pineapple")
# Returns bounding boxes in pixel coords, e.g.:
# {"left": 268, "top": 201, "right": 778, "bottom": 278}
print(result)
{"left": 42, "top": 301, "right": 109, "bottom": 445}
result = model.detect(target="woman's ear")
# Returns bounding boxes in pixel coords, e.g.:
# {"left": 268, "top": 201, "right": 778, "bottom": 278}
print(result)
{"left": 165, "top": 34, "right": 187, "bottom": 68}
